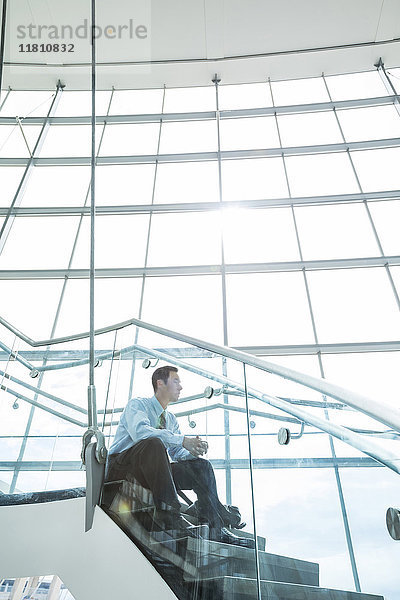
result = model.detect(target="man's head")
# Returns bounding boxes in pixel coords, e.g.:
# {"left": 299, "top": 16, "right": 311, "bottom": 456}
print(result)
{"left": 152, "top": 365, "right": 182, "bottom": 404}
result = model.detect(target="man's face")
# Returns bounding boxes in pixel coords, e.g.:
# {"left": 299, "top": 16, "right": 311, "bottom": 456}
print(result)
{"left": 163, "top": 372, "right": 182, "bottom": 402}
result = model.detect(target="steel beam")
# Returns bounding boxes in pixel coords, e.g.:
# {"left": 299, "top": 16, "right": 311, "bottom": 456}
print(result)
{"left": 0, "top": 254, "right": 398, "bottom": 279}
{"left": 0, "top": 94, "right": 397, "bottom": 126}
{"left": 1, "top": 189, "right": 400, "bottom": 217}
{"left": 2, "top": 136, "right": 400, "bottom": 167}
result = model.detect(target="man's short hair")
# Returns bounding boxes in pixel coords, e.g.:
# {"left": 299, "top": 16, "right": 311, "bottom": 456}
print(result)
{"left": 152, "top": 365, "right": 178, "bottom": 393}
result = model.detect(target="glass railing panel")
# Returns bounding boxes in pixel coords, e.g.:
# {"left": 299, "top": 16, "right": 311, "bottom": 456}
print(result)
{"left": 100, "top": 328, "right": 259, "bottom": 600}
{"left": 243, "top": 360, "right": 399, "bottom": 599}
{"left": 0, "top": 323, "right": 125, "bottom": 494}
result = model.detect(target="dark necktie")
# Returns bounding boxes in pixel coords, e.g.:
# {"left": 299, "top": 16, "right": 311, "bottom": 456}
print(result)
{"left": 157, "top": 410, "right": 166, "bottom": 430}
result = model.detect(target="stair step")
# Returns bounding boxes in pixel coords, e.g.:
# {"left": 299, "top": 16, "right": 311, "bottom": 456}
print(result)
{"left": 201, "top": 576, "right": 384, "bottom": 600}
{"left": 158, "top": 536, "right": 319, "bottom": 586}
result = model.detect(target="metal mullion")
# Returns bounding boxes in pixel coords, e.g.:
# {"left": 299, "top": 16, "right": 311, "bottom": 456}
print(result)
{"left": 322, "top": 73, "right": 400, "bottom": 312}
{"left": 270, "top": 76, "right": 361, "bottom": 592}
{"left": 0, "top": 81, "right": 64, "bottom": 254}
{"left": 213, "top": 74, "right": 232, "bottom": 504}
{"left": 127, "top": 84, "right": 166, "bottom": 400}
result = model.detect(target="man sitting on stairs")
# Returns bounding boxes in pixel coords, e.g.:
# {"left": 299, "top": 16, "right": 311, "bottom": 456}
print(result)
{"left": 105, "top": 364, "right": 254, "bottom": 548}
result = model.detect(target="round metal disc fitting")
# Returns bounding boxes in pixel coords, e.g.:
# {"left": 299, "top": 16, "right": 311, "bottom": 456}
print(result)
{"left": 278, "top": 427, "right": 291, "bottom": 445}
{"left": 29, "top": 369, "right": 39, "bottom": 378}
{"left": 142, "top": 358, "right": 151, "bottom": 369}
{"left": 386, "top": 507, "right": 400, "bottom": 540}
{"left": 204, "top": 386, "right": 214, "bottom": 399}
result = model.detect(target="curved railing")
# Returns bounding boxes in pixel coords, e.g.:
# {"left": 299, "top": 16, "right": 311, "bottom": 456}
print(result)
{"left": 0, "top": 313, "right": 400, "bottom": 475}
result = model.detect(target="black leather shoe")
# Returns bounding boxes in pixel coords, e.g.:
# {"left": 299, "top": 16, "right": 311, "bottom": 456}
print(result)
{"left": 209, "top": 527, "right": 255, "bottom": 548}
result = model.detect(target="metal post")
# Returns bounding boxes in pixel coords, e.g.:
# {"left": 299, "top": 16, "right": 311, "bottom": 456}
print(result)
{"left": 213, "top": 73, "right": 233, "bottom": 504}
{"left": 89, "top": 0, "right": 97, "bottom": 421}
{"left": 81, "top": 0, "right": 107, "bottom": 532}
{"left": 269, "top": 76, "right": 362, "bottom": 592}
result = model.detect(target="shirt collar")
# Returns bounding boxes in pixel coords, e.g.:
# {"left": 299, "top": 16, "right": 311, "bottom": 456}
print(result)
{"left": 151, "top": 395, "right": 167, "bottom": 417}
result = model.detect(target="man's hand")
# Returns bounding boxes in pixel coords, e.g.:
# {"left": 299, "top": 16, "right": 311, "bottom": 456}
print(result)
{"left": 183, "top": 435, "right": 208, "bottom": 457}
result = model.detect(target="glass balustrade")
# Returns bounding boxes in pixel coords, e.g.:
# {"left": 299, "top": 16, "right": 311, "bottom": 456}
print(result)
{"left": 0, "top": 316, "right": 399, "bottom": 599}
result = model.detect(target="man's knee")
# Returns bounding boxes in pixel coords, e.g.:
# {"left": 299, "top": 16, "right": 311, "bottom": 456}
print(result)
{"left": 193, "top": 457, "right": 214, "bottom": 475}
{"left": 141, "top": 436, "right": 167, "bottom": 453}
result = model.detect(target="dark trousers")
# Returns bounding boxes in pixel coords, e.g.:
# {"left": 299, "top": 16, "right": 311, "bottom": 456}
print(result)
{"left": 105, "top": 437, "right": 227, "bottom": 528}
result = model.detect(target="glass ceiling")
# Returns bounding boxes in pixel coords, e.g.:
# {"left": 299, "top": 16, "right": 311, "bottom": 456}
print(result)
{"left": 1, "top": 67, "right": 400, "bottom": 597}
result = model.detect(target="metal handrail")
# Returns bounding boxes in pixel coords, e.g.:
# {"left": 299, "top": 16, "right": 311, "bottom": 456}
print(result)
{"left": 131, "top": 343, "right": 400, "bottom": 475}
{"left": 1, "top": 324, "right": 399, "bottom": 473}
{"left": 1, "top": 313, "right": 400, "bottom": 434}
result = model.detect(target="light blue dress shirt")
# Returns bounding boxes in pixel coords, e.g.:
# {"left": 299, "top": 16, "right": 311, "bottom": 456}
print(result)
{"left": 109, "top": 395, "right": 195, "bottom": 462}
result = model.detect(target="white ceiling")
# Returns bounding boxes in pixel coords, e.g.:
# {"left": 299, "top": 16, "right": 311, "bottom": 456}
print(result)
{"left": 2, "top": 0, "right": 400, "bottom": 90}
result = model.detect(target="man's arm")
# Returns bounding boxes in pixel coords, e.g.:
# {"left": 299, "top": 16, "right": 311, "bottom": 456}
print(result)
{"left": 168, "top": 413, "right": 208, "bottom": 461}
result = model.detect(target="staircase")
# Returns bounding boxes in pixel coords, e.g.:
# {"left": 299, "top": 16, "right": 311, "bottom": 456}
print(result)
{"left": 102, "top": 480, "right": 385, "bottom": 600}
{"left": 0, "top": 486, "right": 387, "bottom": 600}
